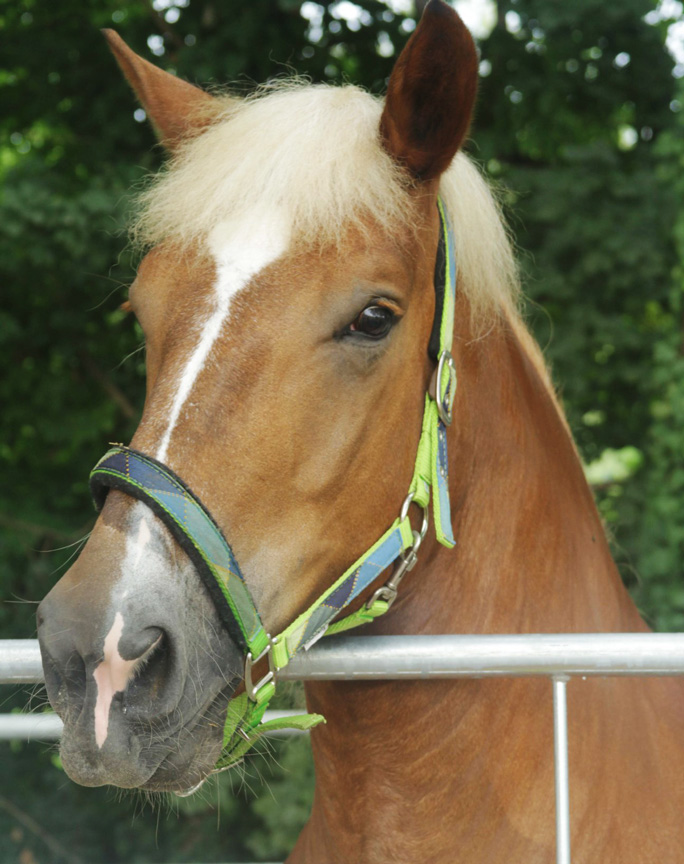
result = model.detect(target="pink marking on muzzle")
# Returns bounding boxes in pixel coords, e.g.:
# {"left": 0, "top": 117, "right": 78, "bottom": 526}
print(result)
{"left": 93, "top": 612, "right": 156, "bottom": 749}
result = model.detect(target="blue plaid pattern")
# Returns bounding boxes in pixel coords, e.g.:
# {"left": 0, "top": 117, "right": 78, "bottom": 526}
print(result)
{"left": 90, "top": 447, "right": 269, "bottom": 656}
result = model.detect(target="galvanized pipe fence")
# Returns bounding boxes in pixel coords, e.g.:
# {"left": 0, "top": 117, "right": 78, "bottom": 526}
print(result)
{"left": 4, "top": 633, "right": 684, "bottom": 864}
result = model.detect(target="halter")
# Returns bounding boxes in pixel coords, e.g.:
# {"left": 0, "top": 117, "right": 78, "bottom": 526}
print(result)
{"left": 89, "top": 197, "right": 458, "bottom": 775}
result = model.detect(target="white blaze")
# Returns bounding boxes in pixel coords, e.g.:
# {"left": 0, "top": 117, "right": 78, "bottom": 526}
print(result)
{"left": 94, "top": 211, "right": 290, "bottom": 746}
{"left": 132, "top": 517, "right": 151, "bottom": 568}
{"left": 156, "top": 209, "right": 291, "bottom": 461}
{"left": 93, "top": 613, "right": 137, "bottom": 748}
{"left": 93, "top": 507, "right": 166, "bottom": 748}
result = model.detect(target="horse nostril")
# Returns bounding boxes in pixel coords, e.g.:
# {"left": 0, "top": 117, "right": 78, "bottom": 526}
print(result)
{"left": 128, "top": 629, "right": 165, "bottom": 682}
{"left": 122, "top": 629, "right": 176, "bottom": 713}
{"left": 119, "top": 627, "right": 165, "bottom": 666}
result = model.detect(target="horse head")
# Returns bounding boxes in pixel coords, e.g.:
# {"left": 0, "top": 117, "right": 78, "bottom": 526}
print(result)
{"left": 36, "top": 0, "right": 484, "bottom": 793}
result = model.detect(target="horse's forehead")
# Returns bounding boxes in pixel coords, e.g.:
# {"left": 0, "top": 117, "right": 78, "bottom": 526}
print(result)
{"left": 207, "top": 208, "right": 292, "bottom": 277}
{"left": 133, "top": 209, "right": 418, "bottom": 336}
{"left": 136, "top": 209, "right": 291, "bottom": 285}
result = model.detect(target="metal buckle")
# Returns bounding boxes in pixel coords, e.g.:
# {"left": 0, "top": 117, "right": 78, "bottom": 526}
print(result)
{"left": 366, "top": 493, "right": 429, "bottom": 611}
{"left": 244, "top": 637, "right": 274, "bottom": 702}
{"left": 399, "top": 491, "right": 429, "bottom": 539}
{"left": 430, "top": 350, "right": 456, "bottom": 426}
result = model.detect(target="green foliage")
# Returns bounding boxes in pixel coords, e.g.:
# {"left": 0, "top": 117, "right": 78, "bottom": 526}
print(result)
{"left": 244, "top": 737, "right": 315, "bottom": 860}
{"left": 629, "top": 97, "right": 684, "bottom": 631}
{"left": 1, "top": 0, "right": 683, "bottom": 860}
{"left": 473, "top": 0, "right": 684, "bottom": 630}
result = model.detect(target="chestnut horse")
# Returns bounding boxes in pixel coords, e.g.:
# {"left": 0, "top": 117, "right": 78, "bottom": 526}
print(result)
{"left": 37, "top": 2, "right": 684, "bottom": 861}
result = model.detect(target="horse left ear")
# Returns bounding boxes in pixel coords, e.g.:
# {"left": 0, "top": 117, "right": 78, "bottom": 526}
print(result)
{"left": 103, "top": 29, "right": 215, "bottom": 150}
{"left": 380, "top": 0, "right": 478, "bottom": 181}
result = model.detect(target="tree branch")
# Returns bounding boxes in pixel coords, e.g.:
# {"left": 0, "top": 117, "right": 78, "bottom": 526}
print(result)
{"left": 0, "top": 513, "right": 91, "bottom": 543}
{"left": 0, "top": 794, "right": 85, "bottom": 864}
{"left": 78, "top": 351, "right": 137, "bottom": 419}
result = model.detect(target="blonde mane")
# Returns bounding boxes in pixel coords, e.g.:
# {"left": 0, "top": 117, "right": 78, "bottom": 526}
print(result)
{"left": 134, "top": 81, "right": 520, "bottom": 326}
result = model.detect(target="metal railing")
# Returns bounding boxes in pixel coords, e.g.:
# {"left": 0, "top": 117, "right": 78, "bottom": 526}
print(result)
{"left": 0, "top": 709, "right": 308, "bottom": 741}
{"left": 4, "top": 633, "right": 684, "bottom": 864}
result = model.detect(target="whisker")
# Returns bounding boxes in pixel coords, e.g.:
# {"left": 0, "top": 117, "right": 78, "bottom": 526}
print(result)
{"left": 47, "top": 535, "right": 91, "bottom": 578}
{"left": 39, "top": 532, "right": 93, "bottom": 554}
{"left": 112, "top": 342, "right": 145, "bottom": 371}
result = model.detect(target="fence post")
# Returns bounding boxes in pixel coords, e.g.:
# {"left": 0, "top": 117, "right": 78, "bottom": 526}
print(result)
{"left": 552, "top": 676, "right": 571, "bottom": 864}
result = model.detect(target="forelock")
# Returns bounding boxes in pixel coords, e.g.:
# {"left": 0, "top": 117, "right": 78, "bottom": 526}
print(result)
{"left": 132, "top": 80, "right": 520, "bottom": 327}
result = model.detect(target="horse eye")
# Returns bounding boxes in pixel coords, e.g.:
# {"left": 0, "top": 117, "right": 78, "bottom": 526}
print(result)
{"left": 348, "top": 305, "right": 396, "bottom": 340}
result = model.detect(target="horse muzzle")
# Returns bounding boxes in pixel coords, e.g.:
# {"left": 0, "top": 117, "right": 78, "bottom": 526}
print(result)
{"left": 36, "top": 494, "right": 243, "bottom": 790}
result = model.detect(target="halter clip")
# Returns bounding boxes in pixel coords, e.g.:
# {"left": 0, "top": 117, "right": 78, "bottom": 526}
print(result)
{"left": 366, "top": 492, "right": 429, "bottom": 611}
{"left": 244, "top": 637, "right": 274, "bottom": 702}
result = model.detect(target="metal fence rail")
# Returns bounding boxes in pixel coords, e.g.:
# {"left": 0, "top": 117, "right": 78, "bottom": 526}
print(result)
{"left": 5, "top": 633, "right": 684, "bottom": 683}
{"left": 0, "top": 709, "right": 308, "bottom": 741}
{"left": 4, "top": 633, "right": 684, "bottom": 864}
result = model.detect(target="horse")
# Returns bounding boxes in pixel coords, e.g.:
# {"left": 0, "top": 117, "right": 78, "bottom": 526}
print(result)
{"left": 36, "top": 2, "right": 684, "bottom": 861}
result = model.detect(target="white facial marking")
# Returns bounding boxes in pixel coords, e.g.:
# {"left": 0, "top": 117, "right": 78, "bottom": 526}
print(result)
{"left": 118, "top": 504, "right": 154, "bottom": 610}
{"left": 97, "top": 214, "right": 291, "bottom": 739}
{"left": 99, "top": 213, "right": 291, "bottom": 735}
{"left": 93, "top": 613, "right": 137, "bottom": 748}
{"left": 132, "top": 517, "right": 151, "bottom": 569}
{"left": 156, "top": 208, "right": 291, "bottom": 461}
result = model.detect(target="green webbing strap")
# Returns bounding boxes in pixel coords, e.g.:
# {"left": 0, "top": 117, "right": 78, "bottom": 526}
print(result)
{"left": 271, "top": 516, "right": 415, "bottom": 670}
{"left": 409, "top": 395, "right": 434, "bottom": 510}
{"left": 326, "top": 597, "right": 390, "bottom": 636}
{"left": 215, "top": 196, "right": 459, "bottom": 766}
{"left": 436, "top": 196, "right": 456, "bottom": 356}
{"left": 431, "top": 197, "right": 457, "bottom": 548}
{"left": 89, "top": 447, "right": 270, "bottom": 656}
{"left": 216, "top": 692, "right": 325, "bottom": 770}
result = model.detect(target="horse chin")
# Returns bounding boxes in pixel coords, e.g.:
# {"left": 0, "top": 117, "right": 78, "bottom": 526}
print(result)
{"left": 137, "top": 749, "right": 219, "bottom": 795}
{"left": 137, "top": 716, "right": 228, "bottom": 794}
{"left": 59, "top": 722, "right": 224, "bottom": 793}
{"left": 57, "top": 683, "right": 233, "bottom": 793}
{"left": 143, "top": 756, "right": 216, "bottom": 796}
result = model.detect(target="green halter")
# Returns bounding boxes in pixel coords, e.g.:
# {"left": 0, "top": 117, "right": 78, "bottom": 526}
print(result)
{"left": 89, "top": 197, "right": 458, "bottom": 774}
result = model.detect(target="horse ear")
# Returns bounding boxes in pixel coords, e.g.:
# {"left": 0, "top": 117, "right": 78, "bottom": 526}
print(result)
{"left": 380, "top": 0, "right": 478, "bottom": 181}
{"left": 103, "top": 29, "right": 215, "bottom": 150}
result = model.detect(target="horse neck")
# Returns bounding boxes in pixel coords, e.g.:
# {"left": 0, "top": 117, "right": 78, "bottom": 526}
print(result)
{"left": 293, "top": 311, "right": 650, "bottom": 862}
{"left": 404, "top": 311, "right": 647, "bottom": 637}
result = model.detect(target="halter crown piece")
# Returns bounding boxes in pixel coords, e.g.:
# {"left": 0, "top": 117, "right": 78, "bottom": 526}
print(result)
{"left": 89, "top": 198, "right": 458, "bottom": 774}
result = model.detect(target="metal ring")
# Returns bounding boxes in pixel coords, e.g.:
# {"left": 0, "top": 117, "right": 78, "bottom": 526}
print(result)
{"left": 399, "top": 492, "right": 415, "bottom": 522}
{"left": 399, "top": 493, "right": 429, "bottom": 546}
{"left": 412, "top": 501, "right": 429, "bottom": 550}
{"left": 435, "top": 350, "right": 456, "bottom": 426}
{"left": 244, "top": 637, "right": 273, "bottom": 702}
{"left": 412, "top": 526, "right": 426, "bottom": 556}
{"left": 418, "top": 507, "right": 429, "bottom": 543}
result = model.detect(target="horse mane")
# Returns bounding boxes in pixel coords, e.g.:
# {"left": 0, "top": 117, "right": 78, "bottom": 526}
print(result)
{"left": 133, "top": 80, "right": 520, "bottom": 328}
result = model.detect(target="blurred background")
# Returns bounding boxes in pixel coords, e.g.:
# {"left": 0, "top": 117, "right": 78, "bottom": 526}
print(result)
{"left": 1, "top": 0, "right": 684, "bottom": 860}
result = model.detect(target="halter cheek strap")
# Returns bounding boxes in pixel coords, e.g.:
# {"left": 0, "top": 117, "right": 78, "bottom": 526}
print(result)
{"left": 89, "top": 196, "right": 458, "bottom": 772}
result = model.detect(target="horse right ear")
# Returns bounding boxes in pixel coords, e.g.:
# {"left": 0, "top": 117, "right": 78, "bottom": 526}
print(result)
{"left": 103, "top": 29, "right": 215, "bottom": 151}
{"left": 380, "top": 0, "right": 478, "bottom": 182}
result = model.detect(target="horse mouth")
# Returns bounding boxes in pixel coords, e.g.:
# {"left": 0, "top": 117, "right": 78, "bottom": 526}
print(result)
{"left": 55, "top": 676, "right": 238, "bottom": 793}
{"left": 135, "top": 751, "right": 217, "bottom": 795}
